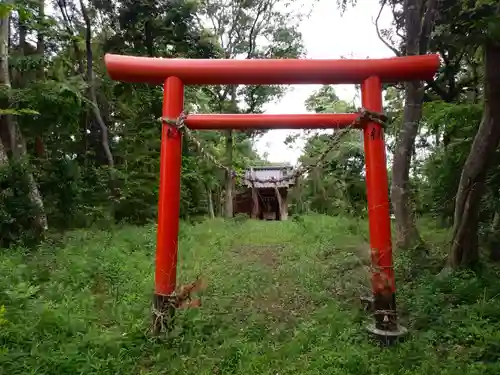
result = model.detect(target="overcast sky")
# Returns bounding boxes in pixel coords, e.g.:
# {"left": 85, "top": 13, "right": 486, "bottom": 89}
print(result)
{"left": 255, "top": 0, "right": 394, "bottom": 165}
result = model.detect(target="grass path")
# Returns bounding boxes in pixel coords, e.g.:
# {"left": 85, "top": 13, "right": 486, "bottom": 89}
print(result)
{"left": 1, "top": 215, "right": 500, "bottom": 374}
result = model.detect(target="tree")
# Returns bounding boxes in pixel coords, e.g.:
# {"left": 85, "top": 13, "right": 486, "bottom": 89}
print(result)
{"left": 336, "top": 0, "right": 439, "bottom": 250}
{"left": 196, "top": 0, "right": 305, "bottom": 217}
{"left": 387, "top": 0, "right": 438, "bottom": 251}
{"left": 0, "top": 0, "right": 247, "bottom": 244}
{"left": 305, "top": 85, "right": 355, "bottom": 114}
{"left": 78, "top": 0, "right": 114, "bottom": 168}
{"left": 292, "top": 86, "right": 366, "bottom": 215}
{"left": 447, "top": 1, "right": 500, "bottom": 268}
{"left": 0, "top": 0, "right": 48, "bottom": 236}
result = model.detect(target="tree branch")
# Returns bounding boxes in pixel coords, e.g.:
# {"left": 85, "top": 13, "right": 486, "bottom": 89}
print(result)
{"left": 246, "top": 1, "right": 270, "bottom": 59}
{"left": 57, "top": 0, "right": 84, "bottom": 74}
{"left": 224, "top": 0, "right": 245, "bottom": 57}
{"left": 78, "top": 0, "right": 114, "bottom": 168}
{"left": 418, "top": 0, "right": 438, "bottom": 55}
{"left": 425, "top": 79, "right": 448, "bottom": 100}
{"left": 375, "top": 0, "right": 401, "bottom": 56}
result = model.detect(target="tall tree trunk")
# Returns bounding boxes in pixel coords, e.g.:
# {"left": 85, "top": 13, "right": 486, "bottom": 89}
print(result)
{"left": 0, "top": 6, "right": 9, "bottom": 91}
{"left": 224, "top": 130, "right": 234, "bottom": 218}
{"left": 36, "top": 0, "right": 45, "bottom": 78}
{"left": 488, "top": 210, "right": 500, "bottom": 262}
{"left": 391, "top": 81, "right": 425, "bottom": 248}
{"left": 34, "top": 0, "right": 46, "bottom": 158}
{"left": 391, "top": 0, "right": 437, "bottom": 250}
{"left": 18, "top": 16, "right": 28, "bottom": 54}
{"left": 78, "top": 0, "right": 114, "bottom": 168}
{"left": 0, "top": 4, "right": 48, "bottom": 233}
{"left": 224, "top": 85, "right": 237, "bottom": 218}
{"left": 37, "top": 0, "right": 45, "bottom": 58}
{"left": 207, "top": 185, "right": 215, "bottom": 219}
{"left": 217, "top": 186, "right": 223, "bottom": 217}
{"left": 448, "top": 39, "right": 500, "bottom": 268}
{"left": 0, "top": 135, "right": 7, "bottom": 166}
{"left": 56, "top": 1, "right": 89, "bottom": 163}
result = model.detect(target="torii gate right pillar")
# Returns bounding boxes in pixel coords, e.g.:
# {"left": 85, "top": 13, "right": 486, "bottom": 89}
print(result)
{"left": 362, "top": 76, "right": 407, "bottom": 344}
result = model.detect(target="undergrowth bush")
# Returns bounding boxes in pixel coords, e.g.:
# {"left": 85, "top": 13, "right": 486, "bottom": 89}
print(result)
{"left": 0, "top": 161, "right": 43, "bottom": 248}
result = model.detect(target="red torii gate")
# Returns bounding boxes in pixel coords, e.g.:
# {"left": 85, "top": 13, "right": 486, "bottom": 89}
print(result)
{"left": 105, "top": 53, "right": 440, "bottom": 342}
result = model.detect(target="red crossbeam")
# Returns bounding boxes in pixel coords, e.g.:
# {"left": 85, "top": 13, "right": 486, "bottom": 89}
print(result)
{"left": 105, "top": 54, "right": 440, "bottom": 85}
{"left": 184, "top": 113, "right": 360, "bottom": 130}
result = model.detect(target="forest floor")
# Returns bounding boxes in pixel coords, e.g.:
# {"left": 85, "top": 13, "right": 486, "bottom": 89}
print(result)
{"left": 1, "top": 215, "right": 500, "bottom": 374}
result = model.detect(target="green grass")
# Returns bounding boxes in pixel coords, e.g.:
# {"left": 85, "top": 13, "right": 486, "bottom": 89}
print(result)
{"left": 1, "top": 214, "right": 500, "bottom": 374}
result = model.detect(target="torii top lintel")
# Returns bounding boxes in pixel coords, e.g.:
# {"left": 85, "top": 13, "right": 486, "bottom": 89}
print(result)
{"left": 104, "top": 53, "right": 440, "bottom": 85}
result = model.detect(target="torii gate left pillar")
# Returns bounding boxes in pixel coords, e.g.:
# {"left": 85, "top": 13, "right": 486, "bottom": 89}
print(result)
{"left": 105, "top": 53, "right": 440, "bottom": 344}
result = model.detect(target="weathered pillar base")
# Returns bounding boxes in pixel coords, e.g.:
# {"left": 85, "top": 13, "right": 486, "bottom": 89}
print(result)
{"left": 366, "top": 323, "right": 408, "bottom": 346}
{"left": 362, "top": 292, "right": 408, "bottom": 346}
{"left": 360, "top": 296, "right": 374, "bottom": 312}
{"left": 152, "top": 293, "right": 176, "bottom": 335}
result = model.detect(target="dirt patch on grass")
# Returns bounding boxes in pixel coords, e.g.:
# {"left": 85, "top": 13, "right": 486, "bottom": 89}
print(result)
{"left": 235, "top": 281, "right": 314, "bottom": 324}
{"left": 313, "top": 242, "right": 373, "bottom": 304}
{"left": 230, "top": 244, "right": 285, "bottom": 268}
{"left": 259, "top": 285, "right": 313, "bottom": 321}
{"left": 318, "top": 242, "right": 370, "bottom": 263}
{"left": 228, "top": 244, "right": 314, "bottom": 322}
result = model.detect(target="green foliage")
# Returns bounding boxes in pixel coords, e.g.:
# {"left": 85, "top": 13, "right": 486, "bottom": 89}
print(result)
{"left": 3, "top": 0, "right": 500, "bottom": 371}
{"left": 291, "top": 86, "right": 366, "bottom": 217}
{"left": 419, "top": 101, "right": 484, "bottom": 222}
{"left": 0, "top": 3, "right": 14, "bottom": 19}
{"left": 304, "top": 85, "right": 355, "bottom": 114}
{"left": 1, "top": 217, "right": 500, "bottom": 374}
{"left": 434, "top": 0, "right": 500, "bottom": 44}
{"left": 0, "top": 108, "right": 39, "bottom": 116}
{"left": 0, "top": 161, "right": 42, "bottom": 248}
{"left": 1, "top": 0, "right": 273, "bottom": 246}
{"left": 36, "top": 159, "right": 115, "bottom": 229}
{"left": 0, "top": 304, "right": 6, "bottom": 355}
{"left": 296, "top": 132, "right": 367, "bottom": 216}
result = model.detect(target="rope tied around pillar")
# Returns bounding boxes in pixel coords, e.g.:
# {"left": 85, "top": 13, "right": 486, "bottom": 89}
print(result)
{"left": 151, "top": 277, "right": 206, "bottom": 335}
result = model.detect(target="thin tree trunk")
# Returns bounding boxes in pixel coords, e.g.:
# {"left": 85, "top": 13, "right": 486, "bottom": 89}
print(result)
{"left": 391, "top": 81, "right": 425, "bottom": 249}
{"left": 57, "top": 0, "right": 85, "bottom": 75}
{"left": 490, "top": 210, "right": 500, "bottom": 261}
{"left": 448, "top": 39, "right": 500, "bottom": 268}
{"left": 0, "top": 9, "right": 9, "bottom": 89}
{"left": 491, "top": 211, "right": 500, "bottom": 232}
{"left": 0, "top": 4, "right": 48, "bottom": 233}
{"left": 219, "top": 186, "right": 224, "bottom": 217}
{"left": 0, "top": 136, "right": 7, "bottom": 166}
{"left": 78, "top": 0, "right": 114, "bottom": 168}
{"left": 224, "top": 130, "right": 234, "bottom": 218}
{"left": 18, "top": 16, "right": 28, "bottom": 54}
{"left": 34, "top": 0, "right": 46, "bottom": 157}
{"left": 56, "top": 1, "right": 88, "bottom": 163}
{"left": 207, "top": 185, "right": 215, "bottom": 219}
{"left": 224, "top": 85, "right": 237, "bottom": 218}
{"left": 37, "top": 0, "right": 45, "bottom": 58}
{"left": 391, "top": 0, "right": 437, "bottom": 250}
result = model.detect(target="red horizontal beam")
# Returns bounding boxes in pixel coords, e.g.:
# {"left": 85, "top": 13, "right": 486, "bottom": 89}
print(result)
{"left": 181, "top": 113, "right": 360, "bottom": 130}
{"left": 104, "top": 54, "right": 440, "bottom": 85}
{"left": 105, "top": 54, "right": 440, "bottom": 85}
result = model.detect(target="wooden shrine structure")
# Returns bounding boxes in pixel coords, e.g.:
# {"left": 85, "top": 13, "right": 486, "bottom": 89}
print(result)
{"left": 233, "top": 165, "right": 295, "bottom": 220}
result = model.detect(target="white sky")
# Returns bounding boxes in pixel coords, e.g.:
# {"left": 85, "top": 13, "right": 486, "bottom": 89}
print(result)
{"left": 256, "top": 0, "right": 394, "bottom": 165}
